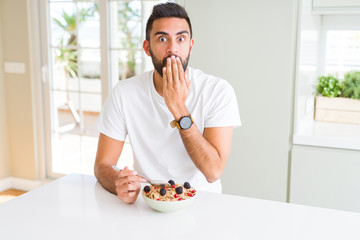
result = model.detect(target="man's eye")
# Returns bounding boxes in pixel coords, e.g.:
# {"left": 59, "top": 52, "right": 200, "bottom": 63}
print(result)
{"left": 178, "top": 37, "right": 185, "bottom": 42}
{"left": 159, "top": 37, "right": 167, "bottom": 42}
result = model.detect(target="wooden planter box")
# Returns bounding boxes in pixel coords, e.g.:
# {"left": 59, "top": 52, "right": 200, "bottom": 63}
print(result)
{"left": 315, "top": 96, "right": 360, "bottom": 125}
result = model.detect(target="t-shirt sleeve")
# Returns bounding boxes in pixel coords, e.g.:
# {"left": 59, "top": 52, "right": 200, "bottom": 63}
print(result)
{"left": 205, "top": 81, "right": 241, "bottom": 128}
{"left": 95, "top": 89, "right": 127, "bottom": 141}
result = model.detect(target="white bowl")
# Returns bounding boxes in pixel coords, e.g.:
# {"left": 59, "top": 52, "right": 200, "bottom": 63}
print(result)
{"left": 142, "top": 192, "right": 196, "bottom": 213}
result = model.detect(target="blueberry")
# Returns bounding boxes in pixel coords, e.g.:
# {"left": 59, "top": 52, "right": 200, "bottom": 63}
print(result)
{"left": 184, "top": 182, "right": 191, "bottom": 189}
{"left": 168, "top": 180, "right": 175, "bottom": 185}
{"left": 160, "top": 188, "right": 166, "bottom": 196}
{"left": 144, "top": 186, "right": 150, "bottom": 193}
{"left": 175, "top": 186, "right": 183, "bottom": 194}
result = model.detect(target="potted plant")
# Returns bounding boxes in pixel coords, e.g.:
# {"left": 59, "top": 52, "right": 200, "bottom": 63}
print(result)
{"left": 315, "top": 72, "right": 360, "bottom": 124}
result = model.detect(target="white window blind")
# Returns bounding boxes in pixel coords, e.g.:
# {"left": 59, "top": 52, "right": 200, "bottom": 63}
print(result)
{"left": 313, "top": 0, "right": 360, "bottom": 14}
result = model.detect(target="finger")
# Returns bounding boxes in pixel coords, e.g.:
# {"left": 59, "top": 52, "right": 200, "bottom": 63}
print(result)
{"left": 166, "top": 57, "right": 172, "bottom": 85}
{"left": 118, "top": 175, "right": 148, "bottom": 184}
{"left": 121, "top": 191, "right": 137, "bottom": 199}
{"left": 117, "top": 182, "right": 138, "bottom": 193}
{"left": 171, "top": 56, "right": 179, "bottom": 84}
{"left": 119, "top": 168, "right": 137, "bottom": 178}
{"left": 163, "top": 67, "right": 168, "bottom": 88}
{"left": 176, "top": 57, "right": 185, "bottom": 83}
{"left": 127, "top": 182, "right": 139, "bottom": 191}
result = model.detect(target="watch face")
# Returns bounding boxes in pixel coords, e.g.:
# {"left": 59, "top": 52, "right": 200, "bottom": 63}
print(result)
{"left": 179, "top": 116, "right": 193, "bottom": 129}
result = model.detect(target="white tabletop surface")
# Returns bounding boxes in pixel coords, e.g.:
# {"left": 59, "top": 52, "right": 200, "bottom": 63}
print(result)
{"left": 1, "top": 174, "right": 360, "bottom": 240}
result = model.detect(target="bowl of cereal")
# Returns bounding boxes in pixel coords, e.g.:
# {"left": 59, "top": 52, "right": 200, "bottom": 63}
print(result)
{"left": 142, "top": 180, "right": 197, "bottom": 213}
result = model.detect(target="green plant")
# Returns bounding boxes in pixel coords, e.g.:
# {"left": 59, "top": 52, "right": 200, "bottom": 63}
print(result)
{"left": 340, "top": 71, "right": 360, "bottom": 100}
{"left": 53, "top": 4, "right": 98, "bottom": 78}
{"left": 316, "top": 75, "right": 341, "bottom": 97}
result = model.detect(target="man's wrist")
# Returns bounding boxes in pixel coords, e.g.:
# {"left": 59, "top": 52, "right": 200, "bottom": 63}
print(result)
{"left": 172, "top": 107, "right": 189, "bottom": 121}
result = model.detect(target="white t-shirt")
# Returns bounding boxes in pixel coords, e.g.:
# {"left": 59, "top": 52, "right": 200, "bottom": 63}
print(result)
{"left": 96, "top": 67, "right": 241, "bottom": 193}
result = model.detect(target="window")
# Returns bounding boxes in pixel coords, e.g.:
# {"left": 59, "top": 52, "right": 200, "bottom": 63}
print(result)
{"left": 293, "top": 0, "right": 360, "bottom": 150}
{"left": 325, "top": 30, "right": 360, "bottom": 78}
{"left": 40, "top": 0, "right": 171, "bottom": 178}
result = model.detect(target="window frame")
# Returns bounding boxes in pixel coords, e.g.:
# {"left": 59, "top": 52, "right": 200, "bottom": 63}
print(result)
{"left": 292, "top": 2, "right": 360, "bottom": 151}
{"left": 35, "top": 0, "right": 182, "bottom": 179}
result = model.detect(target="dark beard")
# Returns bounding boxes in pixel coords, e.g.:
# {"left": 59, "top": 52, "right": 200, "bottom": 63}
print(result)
{"left": 149, "top": 47, "right": 190, "bottom": 78}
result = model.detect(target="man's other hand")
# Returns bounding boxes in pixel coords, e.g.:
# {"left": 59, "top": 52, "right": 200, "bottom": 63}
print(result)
{"left": 115, "top": 166, "right": 147, "bottom": 204}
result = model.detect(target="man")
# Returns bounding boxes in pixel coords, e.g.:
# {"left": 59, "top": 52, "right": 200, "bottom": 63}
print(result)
{"left": 94, "top": 2, "right": 241, "bottom": 204}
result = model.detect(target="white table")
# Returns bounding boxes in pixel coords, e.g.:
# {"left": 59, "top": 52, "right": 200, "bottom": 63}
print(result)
{"left": 1, "top": 174, "right": 360, "bottom": 240}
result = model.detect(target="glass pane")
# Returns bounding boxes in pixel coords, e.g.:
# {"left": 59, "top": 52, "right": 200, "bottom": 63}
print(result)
{"left": 81, "top": 135, "right": 98, "bottom": 175}
{"left": 53, "top": 91, "right": 81, "bottom": 135}
{"left": 50, "top": 2, "right": 77, "bottom": 47}
{"left": 80, "top": 93, "right": 101, "bottom": 135}
{"left": 79, "top": 49, "right": 101, "bottom": 93}
{"left": 109, "top": 1, "right": 142, "bottom": 49}
{"left": 110, "top": 50, "right": 144, "bottom": 87}
{"left": 325, "top": 30, "right": 360, "bottom": 78}
{"left": 51, "top": 47, "right": 80, "bottom": 91}
{"left": 78, "top": 1, "right": 100, "bottom": 48}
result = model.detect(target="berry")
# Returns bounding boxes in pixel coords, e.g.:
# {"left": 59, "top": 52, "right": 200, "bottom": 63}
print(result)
{"left": 175, "top": 186, "right": 183, "bottom": 194}
{"left": 192, "top": 190, "right": 196, "bottom": 193}
{"left": 178, "top": 198, "right": 182, "bottom": 201}
{"left": 144, "top": 186, "right": 150, "bottom": 193}
{"left": 174, "top": 194, "right": 178, "bottom": 198}
{"left": 168, "top": 180, "right": 175, "bottom": 185}
{"left": 154, "top": 187, "right": 157, "bottom": 189}
{"left": 172, "top": 185, "right": 176, "bottom": 188}
{"left": 157, "top": 198, "right": 160, "bottom": 201}
{"left": 160, "top": 188, "right": 166, "bottom": 196}
{"left": 184, "top": 182, "right": 191, "bottom": 189}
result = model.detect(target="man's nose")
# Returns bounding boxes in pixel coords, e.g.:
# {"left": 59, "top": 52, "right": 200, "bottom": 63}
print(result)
{"left": 166, "top": 40, "right": 179, "bottom": 55}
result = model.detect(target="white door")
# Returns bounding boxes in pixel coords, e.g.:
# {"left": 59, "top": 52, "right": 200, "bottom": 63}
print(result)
{"left": 39, "top": 0, "right": 167, "bottom": 178}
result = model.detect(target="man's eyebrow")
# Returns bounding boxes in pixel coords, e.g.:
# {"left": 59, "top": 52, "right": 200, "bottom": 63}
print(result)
{"left": 153, "top": 30, "right": 189, "bottom": 36}
{"left": 176, "top": 30, "right": 189, "bottom": 35}
{"left": 154, "top": 31, "right": 169, "bottom": 36}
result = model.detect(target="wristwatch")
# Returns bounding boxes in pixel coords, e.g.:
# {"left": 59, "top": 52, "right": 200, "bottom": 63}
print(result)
{"left": 170, "top": 115, "right": 194, "bottom": 130}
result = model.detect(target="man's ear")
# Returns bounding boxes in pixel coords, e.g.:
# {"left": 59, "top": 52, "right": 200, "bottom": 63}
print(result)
{"left": 143, "top": 40, "right": 151, "bottom": 56}
{"left": 189, "top": 38, "right": 194, "bottom": 55}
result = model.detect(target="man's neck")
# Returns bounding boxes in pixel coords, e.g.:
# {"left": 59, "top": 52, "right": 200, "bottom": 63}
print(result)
{"left": 153, "top": 70, "right": 164, "bottom": 97}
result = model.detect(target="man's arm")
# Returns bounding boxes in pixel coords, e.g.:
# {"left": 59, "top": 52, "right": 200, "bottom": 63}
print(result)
{"left": 94, "top": 133, "right": 147, "bottom": 203}
{"left": 94, "top": 133, "right": 123, "bottom": 194}
{"left": 180, "top": 125, "right": 233, "bottom": 183}
{"left": 162, "top": 56, "right": 234, "bottom": 183}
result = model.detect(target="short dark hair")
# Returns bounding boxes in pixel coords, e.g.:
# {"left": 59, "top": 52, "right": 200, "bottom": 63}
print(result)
{"left": 145, "top": 2, "right": 192, "bottom": 41}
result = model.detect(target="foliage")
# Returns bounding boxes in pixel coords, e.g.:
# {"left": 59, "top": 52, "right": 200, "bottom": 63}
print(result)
{"left": 53, "top": 2, "right": 141, "bottom": 80}
{"left": 53, "top": 4, "right": 98, "bottom": 78}
{"left": 55, "top": 40, "right": 78, "bottom": 78}
{"left": 340, "top": 71, "right": 360, "bottom": 100}
{"left": 316, "top": 75, "right": 341, "bottom": 97}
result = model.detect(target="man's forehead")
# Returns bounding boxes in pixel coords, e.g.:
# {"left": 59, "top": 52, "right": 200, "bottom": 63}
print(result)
{"left": 151, "top": 17, "right": 190, "bottom": 36}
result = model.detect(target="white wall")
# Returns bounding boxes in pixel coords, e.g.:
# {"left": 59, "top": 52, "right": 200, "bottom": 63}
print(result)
{"left": 1, "top": 0, "right": 37, "bottom": 180}
{"left": 0, "top": 2, "right": 11, "bottom": 179}
{"left": 185, "top": 0, "right": 298, "bottom": 201}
